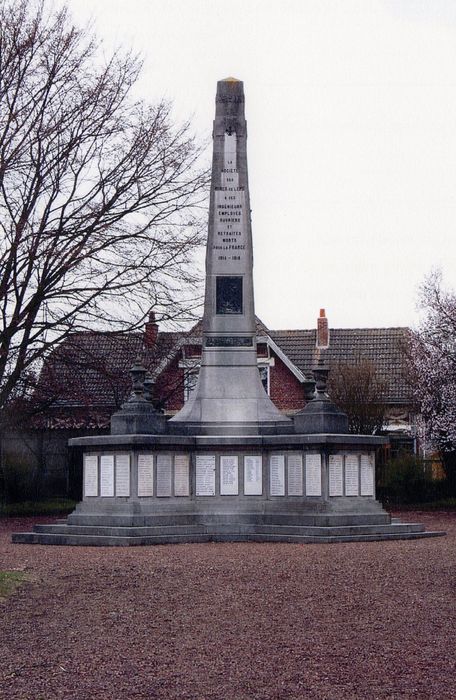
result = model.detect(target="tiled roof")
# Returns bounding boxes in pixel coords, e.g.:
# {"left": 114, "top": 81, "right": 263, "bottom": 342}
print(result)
{"left": 40, "top": 317, "right": 273, "bottom": 403}
{"left": 35, "top": 329, "right": 182, "bottom": 410}
{"left": 34, "top": 323, "right": 411, "bottom": 423}
{"left": 269, "top": 327, "right": 411, "bottom": 403}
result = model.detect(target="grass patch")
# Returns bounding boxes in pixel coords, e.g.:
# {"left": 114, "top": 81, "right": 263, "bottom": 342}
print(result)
{"left": 0, "top": 498, "right": 77, "bottom": 517}
{"left": 0, "top": 571, "right": 28, "bottom": 600}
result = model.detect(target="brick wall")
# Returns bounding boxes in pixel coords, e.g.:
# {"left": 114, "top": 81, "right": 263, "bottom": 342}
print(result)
{"left": 156, "top": 356, "right": 185, "bottom": 413}
{"left": 269, "top": 351, "right": 305, "bottom": 413}
{"left": 156, "top": 344, "right": 306, "bottom": 415}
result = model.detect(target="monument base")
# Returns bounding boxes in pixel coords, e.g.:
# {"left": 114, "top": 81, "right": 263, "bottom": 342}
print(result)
{"left": 12, "top": 433, "right": 445, "bottom": 546}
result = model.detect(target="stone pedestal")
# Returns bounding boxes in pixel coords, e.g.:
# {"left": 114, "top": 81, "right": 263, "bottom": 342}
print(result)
{"left": 12, "top": 432, "right": 445, "bottom": 545}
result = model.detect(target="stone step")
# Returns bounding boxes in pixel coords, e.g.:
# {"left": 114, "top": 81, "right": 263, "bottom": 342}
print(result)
{"left": 67, "top": 514, "right": 200, "bottom": 527}
{"left": 12, "top": 532, "right": 211, "bottom": 546}
{"left": 32, "top": 521, "right": 424, "bottom": 538}
{"left": 203, "top": 513, "right": 391, "bottom": 527}
{"left": 65, "top": 512, "right": 391, "bottom": 528}
{"left": 33, "top": 523, "right": 205, "bottom": 537}
{"left": 11, "top": 528, "right": 445, "bottom": 547}
{"left": 12, "top": 521, "right": 444, "bottom": 546}
{"left": 209, "top": 523, "right": 427, "bottom": 536}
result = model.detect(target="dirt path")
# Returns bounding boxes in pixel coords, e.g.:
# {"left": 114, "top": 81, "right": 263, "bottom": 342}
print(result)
{"left": 0, "top": 512, "right": 455, "bottom": 700}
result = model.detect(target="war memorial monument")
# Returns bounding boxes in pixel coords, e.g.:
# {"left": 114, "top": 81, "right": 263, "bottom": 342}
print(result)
{"left": 13, "top": 79, "right": 442, "bottom": 545}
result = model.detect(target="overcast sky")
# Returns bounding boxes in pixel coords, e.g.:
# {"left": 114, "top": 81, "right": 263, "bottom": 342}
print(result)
{"left": 66, "top": 0, "right": 456, "bottom": 330}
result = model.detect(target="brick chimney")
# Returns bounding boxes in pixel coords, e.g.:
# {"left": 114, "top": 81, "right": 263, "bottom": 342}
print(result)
{"left": 144, "top": 310, "right": 159, "bottom": 348}
{"left": 316, "top": 308, "right": 329, "bottom": 349}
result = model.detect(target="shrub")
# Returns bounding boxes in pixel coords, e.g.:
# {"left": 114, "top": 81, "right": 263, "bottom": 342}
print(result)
{"left": 377, "top": 453, "right": 444, "bottom": 505}
{"left": 0, "top": 458, "right": 35, "bottom": 503}
{"left": 0, "top": 498, "right": 76, "bottom": 517}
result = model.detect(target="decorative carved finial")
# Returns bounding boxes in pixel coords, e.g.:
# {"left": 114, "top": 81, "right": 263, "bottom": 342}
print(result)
{"left": 312, "top": 357, "right": 330, "bottom": 401}
{"left": 303, "top": 376, "right": 316, "bottom": 401}
{"left": 143, "top": 373, "right": 155, "bottom": 403}
{"left": 128, "top": 358, "right": 147, "bottom": 402}
{"left": 143, "top": 372, "right": 164, "bottom": 413}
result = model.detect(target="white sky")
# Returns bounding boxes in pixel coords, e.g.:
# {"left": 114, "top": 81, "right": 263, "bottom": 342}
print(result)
{"left": 66, "top": 0, "right": 456, "bottom": 330}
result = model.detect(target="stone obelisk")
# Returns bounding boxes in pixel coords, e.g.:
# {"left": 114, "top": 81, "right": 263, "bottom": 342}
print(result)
{"left": 171, "top": 78, "right": 290, "bottom": 435}
{"left": 14, "top": 77, "right": 436, "bottom": 548}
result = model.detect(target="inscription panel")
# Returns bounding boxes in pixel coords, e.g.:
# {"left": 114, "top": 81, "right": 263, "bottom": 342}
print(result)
{"left": 220, "top": 456, "right": 239, "bottom": 495}
{"left": 211, "top": 133, "right": 248, "bottom": 272}
{"left": 287, "top": 454, "right": 303, "bottom": 496}
{"left": 196, "top": 455, "right": 216, "bottom": 496}
{"left": 270, "top": 455, "right": 285, "bottom": 496}
{"left": 205, "top": 336, "right": 252, "bottom": 347}
{"left": 84, "top": 455, "right": 98, "bottom": 497}
{"left": 345, "top": 455, "right": 359, "bottom": 496}
{"left": 329, "top": 454, "right": 343, "bottom": 497}
{"left": 100, "top": 455, "right": 114, "bottom": 497}
{"left": 305, "top": 454, "right": 322, "bottom": 496}
{"left": 174, "top": 454, "right": 190, "bottom": 496}
{"left": 115, "top": 454, "right": 130, "bottom": 497}
{"left": 138, "top": 454, "right": 154, "bottom": 497}
{"left": 156, "top": 454, "right": 172, "bottom": 497}
{"left": 360, "top": 454, "right": 374, "bottom": 496}
{"left": 244, "top": 455, "right": 262, "bottom": 495}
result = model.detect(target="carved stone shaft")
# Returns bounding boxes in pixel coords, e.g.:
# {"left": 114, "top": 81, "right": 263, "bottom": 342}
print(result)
{"left": 170, "top": 79, "right": 290, "bottom": 435}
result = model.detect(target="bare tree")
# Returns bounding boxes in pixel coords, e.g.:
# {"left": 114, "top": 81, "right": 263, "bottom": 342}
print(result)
{"left": 0, "top": 0, "right": 208, "bottom": 413}
{"left": 328, "top": 357, "right": 387, "bottom": 435}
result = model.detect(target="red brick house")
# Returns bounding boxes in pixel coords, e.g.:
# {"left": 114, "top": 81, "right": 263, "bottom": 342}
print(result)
{"left": 27, "top": 310, "right": 413, "bottom": 431}
{"left": 1, "top": 310, "right": 414, "bottom": 499}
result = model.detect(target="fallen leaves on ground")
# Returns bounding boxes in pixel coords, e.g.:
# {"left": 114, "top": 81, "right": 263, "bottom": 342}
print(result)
{"left": 0, "top": 512, "right": 455, "bottom": 700}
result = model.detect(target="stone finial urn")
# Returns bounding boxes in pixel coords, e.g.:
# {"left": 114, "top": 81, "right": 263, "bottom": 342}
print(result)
{"left": 293, "top": 360, "right": 349, "bottom": 434}
{"left": 110, "top": 359, "right": 167, "bottom": 435}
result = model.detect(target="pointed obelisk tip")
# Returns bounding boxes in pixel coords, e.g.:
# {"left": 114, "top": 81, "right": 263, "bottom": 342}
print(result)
{"left": 215, "top": 78, "right": 245, "bottom": 119}
{"left": 217, "top": 77, "right": 244, "bottom": 92}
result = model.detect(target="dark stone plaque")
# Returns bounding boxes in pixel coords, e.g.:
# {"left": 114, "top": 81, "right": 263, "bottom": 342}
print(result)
{"left": 216, "top": 276, "right": 243, "bottom": 314}
{"left": 206, "top": 336, "right": 252, "bottom": 347}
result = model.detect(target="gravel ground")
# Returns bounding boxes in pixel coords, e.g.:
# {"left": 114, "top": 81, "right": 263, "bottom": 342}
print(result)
{"left": 0, "top": 512, "right": 455, "bottom": 700}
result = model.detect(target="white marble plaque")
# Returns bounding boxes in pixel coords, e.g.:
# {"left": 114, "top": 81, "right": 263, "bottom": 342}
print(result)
{"left": 287, "top": 454, "right": 303, "bottom": 496}
{"left": 84, "top": 455, "right": 98, "bottom": 497}
{"left": 115, "top": 454, "right": 130, "bottom": 496}
{"left": 244, "top": 455, "right": 262, "bottom": 495}
{"left": 156, "top": 454, "right": 172, "bottom": 497}
{"left": 329, "top": 454, "right": 343, "bottom": 497}
{"left": 196, "top": 455, "right": 216, "bottom": 496}
{"left": 360, "top": 454, "right": 374, "bottom": 496}
{"left": 345, "top": 455, "right": 359, "bottom": 496}
{"left": 174, "top": 454, "right": 190, "bottom": 496}
{"left": 100, "top": 455, "right": 114, "bottom": 497}
{"left": 270, "top": 455, "right": 285, "bottom": 496}
{"left": 138, "top": 454, "right": 154, "bottom": 497}
{"left": 220, "top": 456, "right": 239, "bottom": 495}
{"left": 305, "top": 454, "right": 322, "bottom": 496}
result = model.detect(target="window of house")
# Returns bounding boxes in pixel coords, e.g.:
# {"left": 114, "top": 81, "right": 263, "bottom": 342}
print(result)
{"left": 258, "top": 365, "right": 269, "bottom": 395}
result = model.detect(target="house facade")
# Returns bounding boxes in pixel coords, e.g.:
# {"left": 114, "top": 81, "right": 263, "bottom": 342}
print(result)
{"left": 1, "top": 311, "right": 416, "bottom": 500}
